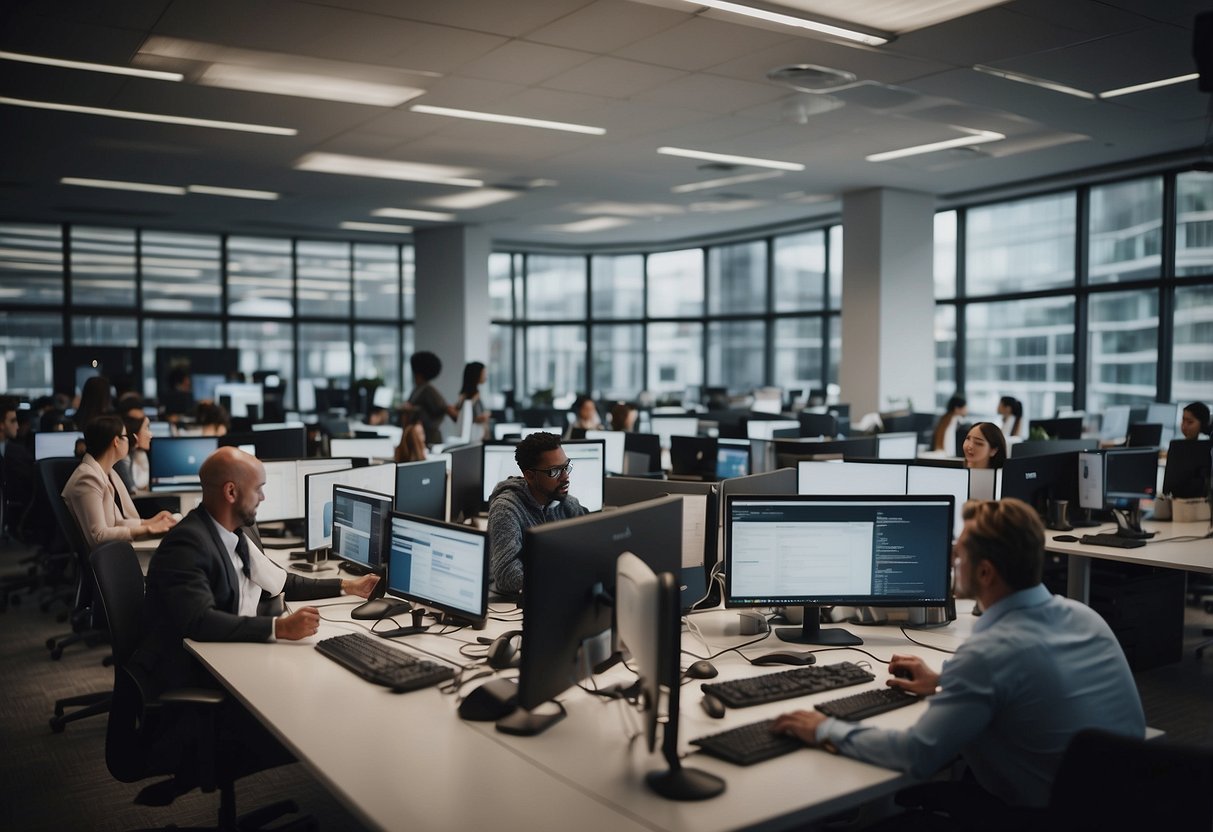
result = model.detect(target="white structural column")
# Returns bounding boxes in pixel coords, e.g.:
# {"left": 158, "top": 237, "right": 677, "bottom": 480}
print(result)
{"left": 412, "top": 225, "right": 491, "bottom": 402}
{"left": 839, "top": 188, "right": 937, "bottom": 417}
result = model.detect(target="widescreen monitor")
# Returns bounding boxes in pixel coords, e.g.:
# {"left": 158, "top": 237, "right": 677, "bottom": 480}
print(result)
{"left": 650, "top": 416, "right": 699, "bottom": 449}
{"left": 448, "top": 442, "right": 484, "bottom": 522}
{"left": 214, "top": 382, "right": 263, "bottom": 419}
{"left": 1031, "top": 417, "right": 1083, "bottom": 440}
{"left": 562, "top": 439, "right": 605, "bottom": 512}
{"left": 481, "top": 442, "right": 520, "bottom": 505}
{"left": 148, "top": 421, "right": 172, "bottom": 438}
{"left": 304, "top": 462, "right": 395, "bottom": 551}
{"left": 798, "top": 460, "right": 907, "bottom": 496}
{"left": 258, "top": 458, "right": 352, "bottom": 523}
{"left": 220, "top": 426, "right": 306, "bottom": 461}
{"left": 1010, "top": 438, "right": 1098, "bottom": 458}
{"left": 191, "top": 373, "right": 226, "bottom": 404}
{"left": 384, "top": 513, "right": 488, "bottom": 626}
{"left": 34, "top": 431, "right": 82, "bottom": 460}
{"left": 716, "top": 440, "right": 750, "bottom": 479}
{"left": 623, "top": 432, "right": 662, "bottom": 475}
{"left": 1099, "top": 405, "right": 1132, "bottom": 442}
{"left": 1147, "top": 402, "right": 1179, "bottom": 445}
{"left": 505, "top": 496, "right": 682, "bottom": 734}
{"left": 725, "top": 495, "right": 953, "bottom": 646}
{"left": 877, "top": 432, "right": 918, "bottom": 460}
{"left": 670, "top": 435, "right": 717, "bottom": 479}
{"left": 149, "top": 436, "right": 219, "bottom": 491}
{"left": 585, "top": 429, "right": 625, "bottom": 475}
{"left": 907, "top": 465, "right": 970, "bottom": 540}
{"left": 1105, "top": 448, "right": 1159, "bottom": 502}
{"left": 1161, "top": 439, "right": 1212, "bottom": 499}
{"left": 998, "top": 451, "right": 1078, "bottom": 525}
{"left": 330, "top": 436, "right": 396, "bottom": 460}
{"left": 331, "top": 485, "right": 392, "bottom": 570}
{"left": 394, "top": 458, "right": 447, "bottom": 521}
{"left": 746, "top": 419, "right": 800, "bottom": 441}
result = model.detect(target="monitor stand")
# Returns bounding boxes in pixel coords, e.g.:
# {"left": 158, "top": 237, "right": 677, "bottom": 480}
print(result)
{"left": 495, "top": 701, "right": 567, "bottom": 736}
{"left": 1112, "top": 504, "right": 1155, "bottom": 540}
{"left": 1070, "top": 507, "right": 1101, "bottom": 528}
{"left": 351, "top": 598, "right": 412, "bottom": 621}
{"left": 375, "top": 607, "right": 432, "bottom": 637}
{"left": 776, "top": 605, "right": 862, "bottom": 646}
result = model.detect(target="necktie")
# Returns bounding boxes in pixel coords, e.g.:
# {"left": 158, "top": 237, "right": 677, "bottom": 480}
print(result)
{"left": 234, "top": 528, "right": 252, "bottom": 578}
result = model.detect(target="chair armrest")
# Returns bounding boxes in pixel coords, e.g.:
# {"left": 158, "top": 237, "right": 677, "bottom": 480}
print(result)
{"left": 156, "top": 687, "right": 226, "bottom": 707}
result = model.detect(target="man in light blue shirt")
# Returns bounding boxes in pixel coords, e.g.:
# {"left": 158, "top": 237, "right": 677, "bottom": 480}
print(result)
{"left": 774, "top": 498, "right": 1145, "bottom": 809}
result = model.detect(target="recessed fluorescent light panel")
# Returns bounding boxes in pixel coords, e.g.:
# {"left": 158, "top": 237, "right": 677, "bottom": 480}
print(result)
{"left": 295, "top": 153, "right": 483, "bottom": 187}
{"left": 0, "top": 50, "right": 184, "bottom": 81}
{"left": 424, "top": 189, "right": 521, "bottom": 210}
{"left": 657, "top": 146, "right": 804, "bottom": 171}
{"left": 672, "top": 170, "right": 785, "bottom": 194}
{"left": 676, "top": 0, "right": 890, "bottom": 46}
{"left": 973, "top": 65, "right": 1096, "bottom": 100}
{"left": 340, "top": 221, "right": 414, "bottom": 234}
{"left": 199, "top": 65, "right": 425, "bottom": 106}
{"left": 61, "top": 177, "right": 186, "bottom": 195}
{"left": 372, "top": 208, "right": 456, "bottom": 222}
{"left": 187, "top": 185, "right": 279, "bottom": 200}
{"left": 546, "top": 217, "right": 633, "bottom": 233}
{"left": 865, "top": 128, "right": 1005, "bottom": 162}
{"left": 1098, "top": 72, "right": 1199, "bottom": 99}
{"left": 410, "top": 104, "right": 605, "bottom": 135}
{"left": 0, "top": 96, "right": 297, "bottom": 135}
{"left": 568, "top": 202, "right": 684, "bottom": 217}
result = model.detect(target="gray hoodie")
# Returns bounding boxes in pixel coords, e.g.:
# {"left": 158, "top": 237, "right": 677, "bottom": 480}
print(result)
{"left": 487, "top": 477, "right": 587, "bottom": 594}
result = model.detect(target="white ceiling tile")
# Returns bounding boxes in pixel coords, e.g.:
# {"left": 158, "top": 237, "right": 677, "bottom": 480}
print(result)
{"left": 614, "top": 17, "right": 794, "bottom": 71}
{"left": 634, "top": 73, "right": 789, "bottom": 114}
{"left": 527, "top": 0, "right": 690, "bottom": 53}
{"left": 458, "top": 41, "right": 596, "bottom": 86}
{"left": 540, "top": 56, "right": 685, "bottom": 98}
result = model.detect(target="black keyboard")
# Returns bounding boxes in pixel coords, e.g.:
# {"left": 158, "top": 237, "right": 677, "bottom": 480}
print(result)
{"left": 701, "top": 661, "right": 874, "bottom": 709}
{"left": 315, "top": 632, "right": 455, "bottom": 692}
{"left": 1080, "top": 533, "right": 1146, "bottom": 549}
{"left": 691, "top": 718, "right": 803, "bottom": 766}
{"left": 815, "top": 687, "right": 920, "bottom": 721}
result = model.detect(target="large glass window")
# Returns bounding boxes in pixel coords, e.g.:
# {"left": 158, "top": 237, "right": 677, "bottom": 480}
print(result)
{"left": 591, "top": 324, "right": 644, "bottom": 399}
{"left": 708, "top": 241, "right": 766, "bottom": 315}
{"left": 708, "top": 320, "right": 764, "bottom": 392}
{"left": 829, "top": 225, "right": 843, "bottom": 310}
{"left": 934, "top": 306, "right": 956, "bottom": 410}
{"left": 647, "top": 249, "right": 703, "bottom": 318}
{"left": 966, "top": 193, "right": 1076, "bottom": 295}
{"left": 227, "top": 236, "right": 292, "bottom": 317}
{"left": 402, "top": 246, "right": 415, "bottom": 320}
{"left": 297, "top": 323, "right": 352, "bottom": 409}
{"left": 525, "top": 325, "right": 586, "bottom": 398}
{"left": 229, "top": 320, "right": 295, "bottom": 407}
{"left": 591, "top": 255, "right": 644, "bottom": 319}
{"left": 1173, "top": 284, "right": 1213, "bottom": 403}
{"left": 487, "top": 323, "right": 513, "bottom": 405}
{"left": 70, "top": 226, "right": 136, "bottom": 307}
{"left": 0, "top": 223, "right": 63, "bottom": 306}
{"left": 647, "top": 322, "right": 702, "bottom": 396}
{"left": 965, "top": 297, "right": 1074, "bottom": 420}
{"left": 354, "top": 243, "right": 400, "bottom": 320}
{"left": 489, "top": 253, "right": 513, "bottom": 319}
{"left": 1086, "top": 289, "right": 1158, "bottom": 411}
{"left": 934, "top": 211, "right": 957, "bottom": 299}
{"left": 354, "top": 324, "right": 401, "bottom": 394}
{"left": 141, "top": 231, "right": 221, "bottom": 313}
{"left": 142, "top": 319, "right": 223, "bottom": 399}
{"left": 0, "top": 311, "right": 60, "bottom": 395}
{"left": 297, "top": 241, "right": 350, "bottom": 318}
{"left": 1176, "top": 171, "right": 1213, "bottom": 277}
{"left": 1088, "top": 177, "right": 1162, "bottom": 284}
{"left": 773, "top": 318, "right": 823, "bottom": 392}
{"left": 773, "top": 231, "right": 825, "bottom": 312}
{"left": 72, "top": 316, "right": 137, "bottom": 346}
{"left": 525, "top": 256, "right": 585, "bottom": 320}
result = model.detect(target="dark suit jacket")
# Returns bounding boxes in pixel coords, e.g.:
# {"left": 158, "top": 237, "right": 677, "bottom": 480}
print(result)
{"left": 132, "top": 505, "right": 341, "bottom": 694}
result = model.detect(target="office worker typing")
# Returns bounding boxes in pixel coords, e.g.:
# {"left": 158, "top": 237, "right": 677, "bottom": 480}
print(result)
{"left": 487, "top": 432, "right": 588, "bottom": 594}
{"left": 773, "top": 499, "right": 1145, "bottom": 816}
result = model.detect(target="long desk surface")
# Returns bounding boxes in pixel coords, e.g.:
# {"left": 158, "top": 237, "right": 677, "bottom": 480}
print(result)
{"left": 187, "top": 589, "right": 977, "bottom": 832}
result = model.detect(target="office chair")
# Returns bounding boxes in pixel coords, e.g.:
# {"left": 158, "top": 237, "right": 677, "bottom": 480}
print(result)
{"left": 91, "top": 541, "right": 312, "bottom": 831}
{"left": 894, "top": 728, "right": 1213, "bottom": 831}
{"left": 40, "top": 458, "right": 107, "bottom": 660}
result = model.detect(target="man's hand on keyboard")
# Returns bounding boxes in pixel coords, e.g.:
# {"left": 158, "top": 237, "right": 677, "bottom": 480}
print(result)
{"left": 771, "top": 710, "right": 826, "bottom": 746}
{"left": 888, "top": 654, "right": 938, "bottom": 696}
{"left": 275, "top": 606, "right": 321, "bottom": 640}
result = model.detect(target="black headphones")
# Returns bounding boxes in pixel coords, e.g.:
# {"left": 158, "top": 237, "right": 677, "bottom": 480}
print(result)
{"left": 486, "top": 630, "right": 522, "bottom": 669}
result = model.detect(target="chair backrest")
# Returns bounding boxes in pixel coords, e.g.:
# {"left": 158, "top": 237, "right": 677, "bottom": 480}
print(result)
{"left": 89, "top": 541, "right": 144, "bottom": 666}
{"left": 38, "top": 457, "right": 90, "bottom": 559}
{"left": 1049, "top": 728, "right": 1213, "bottom": 830}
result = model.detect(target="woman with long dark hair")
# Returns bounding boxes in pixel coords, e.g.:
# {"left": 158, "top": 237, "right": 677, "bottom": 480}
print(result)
{"left": 455, "top": 361, "right": 490, "bottom": 440}
{"left": 998, "top": 396, "right": 1026, "bottom": 441}
{"left": 931, "top": 395, "right": 968, "bottom": 456}
{"left": 962, "top": 422, "right": 1007, "bottom": 470}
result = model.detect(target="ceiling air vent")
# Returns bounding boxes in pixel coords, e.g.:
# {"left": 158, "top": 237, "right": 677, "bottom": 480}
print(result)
{"left": 767, "top": 64, "right": 858, "bottom": 94}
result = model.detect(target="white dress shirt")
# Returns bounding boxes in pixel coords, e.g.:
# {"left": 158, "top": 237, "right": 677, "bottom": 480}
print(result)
{"left": 207, "top": 515, "right": 287, "bottom": 619}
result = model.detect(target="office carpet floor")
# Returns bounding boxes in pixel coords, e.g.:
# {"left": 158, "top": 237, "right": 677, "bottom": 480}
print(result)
{"left": 2, "top": 538, "right": 1211, "bottom": 831}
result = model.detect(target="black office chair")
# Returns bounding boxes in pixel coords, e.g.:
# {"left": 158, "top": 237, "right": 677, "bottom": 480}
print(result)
{"left": 91, "top": 541, "right": 311, "bottom": 831}
{"left": 894, "top": 728, "right": 1213, "bottom": 831}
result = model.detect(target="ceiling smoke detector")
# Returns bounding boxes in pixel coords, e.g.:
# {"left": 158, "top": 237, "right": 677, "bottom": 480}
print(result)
{"left": 767, "top": 64, "right": 858, "bottom": 94}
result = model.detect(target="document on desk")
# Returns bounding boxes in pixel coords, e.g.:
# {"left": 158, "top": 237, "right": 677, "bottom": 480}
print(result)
{"left": 682, "top": 494, "right": 707, "bottom": 568}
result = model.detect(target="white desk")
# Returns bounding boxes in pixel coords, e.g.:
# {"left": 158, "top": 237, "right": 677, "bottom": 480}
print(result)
{"left": 1045, "top": 520, "right": 1211, "bottom": 604}
{"left": 187, "top": 598, "right": 972, "bottom": 832}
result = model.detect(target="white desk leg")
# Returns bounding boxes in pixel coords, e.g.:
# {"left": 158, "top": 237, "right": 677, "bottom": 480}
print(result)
{"left": 1067, "top": 554, "right": 1091, "bottom": 605}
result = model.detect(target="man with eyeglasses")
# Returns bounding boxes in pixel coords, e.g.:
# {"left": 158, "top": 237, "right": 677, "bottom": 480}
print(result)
{"left": 487, "top": 431, "right": 588, "bottom": 594}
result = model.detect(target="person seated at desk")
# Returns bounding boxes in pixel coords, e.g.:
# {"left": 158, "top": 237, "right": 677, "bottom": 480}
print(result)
{"left": 962, "top": 422, "right": 1006, "bottom": 470}
{"left": 0, "top": 400, "right": 35, "bottom": 534}
{"left": 1181, "top": 401, "right": 1209, "bottom": 440}
{"left": 998, "top": 395, "right": 1026, "bottom": 442}
{"left": 931, "top": 395, "right": 968, "bottom": 456}
{"left": 194, "top": 401, "right": 230, "bottom": 437}
{"left": 569, "top": 395, "right": 602, "bottom": 433}
{"left": 487, "top": 432, "right": 588, "bottom": 594}
{"left": 773, "top": 498, "right": 1145, "bottom": 816}
{"left": 115, "top": 407, "right": 152, "bottom": 494}
{"left": 62, "top": 415, "right": 178, "bottom": 549}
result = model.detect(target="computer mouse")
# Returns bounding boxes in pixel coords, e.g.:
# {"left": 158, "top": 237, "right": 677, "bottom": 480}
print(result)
{"left": 1052, "top": 534, "right": 1079, "bottom": 542}
{"left": 457, "top": 678, "right": 519, "bottom": 721}
{"left": 685, "top": 660, "right": 719, "bottom": 679}
{"left": 751, "top": 651, "right": 817, "bottom": 666}
{"left": 701, "top": 693, "right": 726, "bottom": 719}
{"left": 892, "top": 666, "right": 913, "bottom": 681}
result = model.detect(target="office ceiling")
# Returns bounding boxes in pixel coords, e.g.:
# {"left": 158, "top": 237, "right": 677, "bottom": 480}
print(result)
{"left": 0, "top": 0, "right": 1209, "bottom": 248}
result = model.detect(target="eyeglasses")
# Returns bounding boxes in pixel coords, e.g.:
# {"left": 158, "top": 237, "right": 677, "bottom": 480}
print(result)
{"left": 529, "top": 461, "right": 573, "bottom": 479}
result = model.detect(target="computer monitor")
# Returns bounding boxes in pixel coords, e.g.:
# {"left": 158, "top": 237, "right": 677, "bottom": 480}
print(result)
{"left": 493, "top": 422, "right": 524, "bottom": 440}
{"left": 1010, "top": 438, "right": 1098, "bottom": 458}
{"left": 877, "top": 432, "right": 918, "bottom": 460}
{"left": 1078, "top": 448, "right": 1159, "bottom": 538}
{"left": 615, "top": 553, "right": 724, "bottom": 801}
{"left": 907, "top": 465, "right": 970, "bottom": 540}
{"left": 774, "top": 436, "right": 879, "bottom": 468}
{"left": 481, "top": 442, "right": 520, "bottom": 505}
{"left": 148, "top": 436, "right": 219, "bottom": 491}
{"left": 1126, "top": 423, "right": 1163, "bottom": 448}
{"left": 1031, "top": 417, "right": 1083, "bottom": 440}
{"left": 257, "top": 458, "right": 352, "bottom": 524}
{"left": 1146, "top": 402, "right": 1179, "bottom": 446}
{"left": 214, "top": 382, "right": 263, "bottom": 419}
{"left": 1162, "top": 439, "right": 1213, "bottom": 499}
{"left": 383, "top": 512, "right": 489, "bottom": 630}
{"left": 746, "top": 419, "right": 800, "bottom": 440}
{"left": 562, "top": 439, "right": 605, "bottom": 512}
{"left": 191, "top": 373, "right": 226, "bottom": 404}
{"left": 1099, "top": 405, "right": 1132, "bottom": 442}
{"left": 448, "top": 443, "right": 484, "bottom": 522}
{"left": 798, "top": 460, "right": 907, "bottom": 496}
{"left": 500, "top": 496, "right": 682, "bottom": 735}
{"left": 623, "top": 432, "right": 662, "bottom": 475}
{"left": 670, "top": 435, "right": 717, "bottom": 480}
{"left": 998, "top": 451, "right": 1080, "bottom": 529}
{"left": 716, "top": 440, "right": 750, "bottom": 479}
{"left": 331, "top": 485, "right": 392, "bottom": 571}
{"left": 148, "top": 421, "right": 172, "bottom": 438}
{"left": 34, "top": 431, "right": 82, "bottom": 460}
{"left": 798, "top": 412, "right": 838, "bottom": 438}
{"left": 585, "top": 429, "right": 624, "bottom": 475}
{"left": 650, "top": 416, "right": 698, "bottom": 449}
{"left": 220, "top": 426, "right": 307, "bottom": 461}
{"left": 394, "top": 459, "right": 447, "bottom": 521}
{"left": 725, "top": 495, "right": 953, "bottom": 646}
{"left": 330, "top": 436, "right": 395, "bottom": 460}
{"left": 304, "top": 462, "right": 395, "bottom": 552}
{"left": 52, "top": 346, "right": 140, "bottom": 398}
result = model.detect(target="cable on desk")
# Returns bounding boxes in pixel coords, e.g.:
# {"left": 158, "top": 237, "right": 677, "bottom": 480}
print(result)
{"left": 679, "top": 631, "right": 773, "bottom": 663}
{"left": 899, "top": 627, "right": 957, "bottom": 655}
